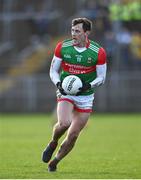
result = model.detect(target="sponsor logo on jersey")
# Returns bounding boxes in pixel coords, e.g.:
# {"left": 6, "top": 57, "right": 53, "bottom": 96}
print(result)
{"left": 64, "top": 54, "right": 71, "bottom": 58}
{"left": 62, "top": 62, "right": 96, "bottom": 74}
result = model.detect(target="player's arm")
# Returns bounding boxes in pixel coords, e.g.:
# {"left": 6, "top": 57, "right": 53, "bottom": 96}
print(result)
{"left": 49, "top": 42, "right": 63, "bottom": 86}
{"left": 49, "top": 42, "right": 67, "bottom": 95}
{"left": 90, "top": 47, "right": 107, "bottom": 88}
{"left": 50, "top": 55, "right": 62, "bottom": 85}
{"left": 90, "top": 64, "right": 107, "bottom": 88}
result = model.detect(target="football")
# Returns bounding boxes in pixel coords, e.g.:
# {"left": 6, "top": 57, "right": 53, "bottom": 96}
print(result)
{"left": 62, "top": 75, "right": 83, "bottom": 95}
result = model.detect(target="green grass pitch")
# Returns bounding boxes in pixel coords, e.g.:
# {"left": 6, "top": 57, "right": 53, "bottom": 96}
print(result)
{"left": 0, "top": 113, "right": 141, "bottom": 179}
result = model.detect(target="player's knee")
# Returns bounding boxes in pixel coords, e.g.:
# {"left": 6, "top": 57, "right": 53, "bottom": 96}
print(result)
{"left": 59, "top": 121, "right": 70, "bottom": 130}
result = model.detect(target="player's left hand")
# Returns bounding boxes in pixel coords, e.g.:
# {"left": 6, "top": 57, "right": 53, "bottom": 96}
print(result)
{"left": 76, "top": 81, "right": 91, "bottom": 95}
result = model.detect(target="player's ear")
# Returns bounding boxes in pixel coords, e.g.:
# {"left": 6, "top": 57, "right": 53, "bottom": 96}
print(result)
{"left": 85, "top": 31, "right": 90, "bottom": 36}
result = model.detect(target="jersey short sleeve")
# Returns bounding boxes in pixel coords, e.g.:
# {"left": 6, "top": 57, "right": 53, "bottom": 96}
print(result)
{"left": 54, "top": 42, "right": 63, "bottom": 58}
{"left": 97, "top": 47, "right": 107, "bottom": 65}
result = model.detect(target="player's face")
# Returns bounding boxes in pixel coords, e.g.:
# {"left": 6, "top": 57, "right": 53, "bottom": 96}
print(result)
{"left": 71, "top": 23, "right": 86, "bottom": 47}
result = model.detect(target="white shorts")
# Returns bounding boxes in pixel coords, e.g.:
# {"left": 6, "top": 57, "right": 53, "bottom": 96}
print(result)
{"left": 56, "top": 90, "right": 94, "bottom": 113}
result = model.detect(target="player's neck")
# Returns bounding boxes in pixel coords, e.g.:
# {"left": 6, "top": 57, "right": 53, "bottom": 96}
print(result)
{"left": 77, "top": 40, "right": 88, "bottom": 48}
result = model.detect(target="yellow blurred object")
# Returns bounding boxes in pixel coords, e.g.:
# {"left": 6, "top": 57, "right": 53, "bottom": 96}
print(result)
{"left": 130, "top": 32, "right": 141, "bottom": 60}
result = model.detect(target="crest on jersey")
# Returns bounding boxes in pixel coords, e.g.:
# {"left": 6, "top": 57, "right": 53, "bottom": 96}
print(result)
{"left": 87, "top": 57, "right": 92, "bottom": 63}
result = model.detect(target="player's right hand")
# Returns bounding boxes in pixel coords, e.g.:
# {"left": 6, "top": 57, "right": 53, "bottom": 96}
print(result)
{"left": 56, "top": 82, "right": 67, "bottom": 95}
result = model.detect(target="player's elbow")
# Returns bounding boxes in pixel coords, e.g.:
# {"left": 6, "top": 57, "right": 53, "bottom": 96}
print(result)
{"left": 49, "top": 68, "right": 55, "bottom": 82}
{"left": 102, "top": 76, "right": 106, "bottom": 84}
{"left": 97, "top": 76, "right": 106, "bottom": 86}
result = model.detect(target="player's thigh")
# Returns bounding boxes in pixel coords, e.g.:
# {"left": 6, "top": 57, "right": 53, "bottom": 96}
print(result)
{"left": 57, "top": 101, "right": 74, "bottom": 126}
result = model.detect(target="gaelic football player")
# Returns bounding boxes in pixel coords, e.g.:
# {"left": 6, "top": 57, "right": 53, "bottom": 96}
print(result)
{"left": 42, "top": 17, "right": 107, "bottom": 171}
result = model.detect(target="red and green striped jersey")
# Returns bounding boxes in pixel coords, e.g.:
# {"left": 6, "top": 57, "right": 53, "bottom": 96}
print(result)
{"left": 54, "top": 39, "right": 106, "bottom": 95}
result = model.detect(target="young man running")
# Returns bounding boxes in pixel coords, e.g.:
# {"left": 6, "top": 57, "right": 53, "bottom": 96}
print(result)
{"left": 42, "top": 17, "right": 107, "bottom": 172}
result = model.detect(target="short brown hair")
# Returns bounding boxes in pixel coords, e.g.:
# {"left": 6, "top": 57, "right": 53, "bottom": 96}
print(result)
{"left": 72, "top": 18, "right": 92, "bottom": 32}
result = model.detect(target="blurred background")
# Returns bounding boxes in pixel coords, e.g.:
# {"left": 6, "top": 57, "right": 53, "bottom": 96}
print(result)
{"left": 0, "top": 0, "right": 141, "bottom": 113}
